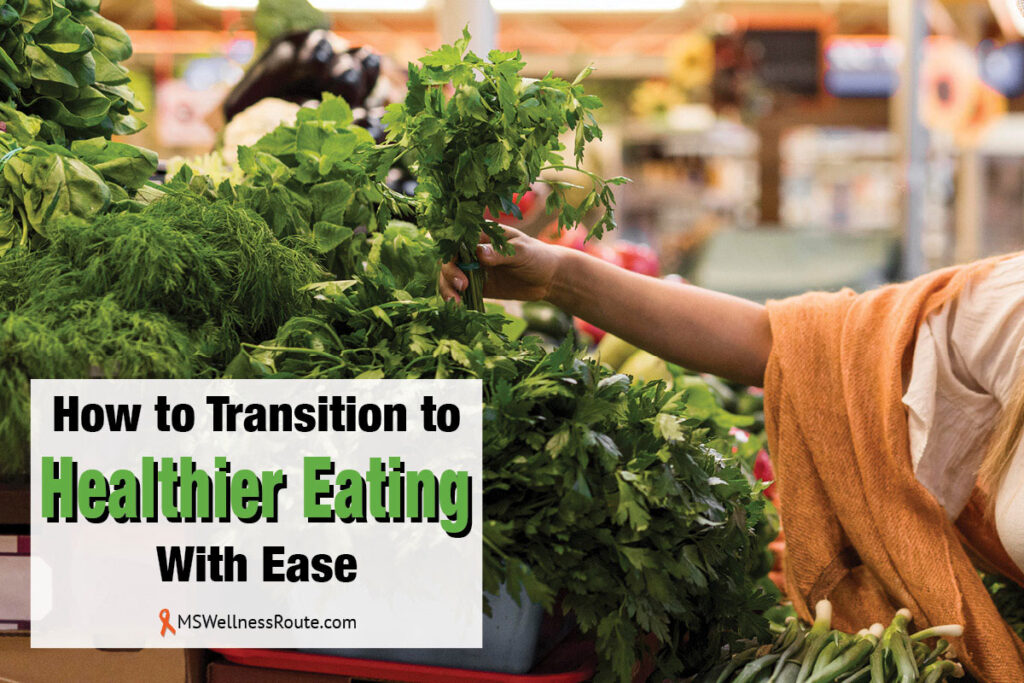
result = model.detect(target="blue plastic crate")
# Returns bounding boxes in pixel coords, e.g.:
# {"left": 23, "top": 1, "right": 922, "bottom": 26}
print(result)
{"left": 297, "top": 583, "right": 546, "bottom": 674}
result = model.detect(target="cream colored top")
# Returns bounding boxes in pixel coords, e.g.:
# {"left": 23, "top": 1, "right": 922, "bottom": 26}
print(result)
{"left": 903, "top": 253, "right": 1024, "bottom": 571}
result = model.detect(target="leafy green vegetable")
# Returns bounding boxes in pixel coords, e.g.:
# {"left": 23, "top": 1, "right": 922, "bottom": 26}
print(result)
{"left": 69, "top": 137, "right": 156, "bottom": 190}
{"left": 0, "top": 190, "right": 325, "bottom": 474}
{"left": 0, "top": 3, "right": 156, "bottom": 254}
{"left": 172, "top": 93, "right": 410, "bottom": 280}
{"left": 0, "top": 130, "right": 158, "bottom": 253}
{"left": 382, "top": 29, "right": 628, "bottom": 310}
{"left": 0, "top": 0, "right": 143, "bottom": 143}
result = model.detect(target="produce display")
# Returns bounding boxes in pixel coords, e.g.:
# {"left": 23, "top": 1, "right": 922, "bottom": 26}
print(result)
{"left": 705, "top": 600, "right": 966, "bottom": 683}
{"left": 0, "top": 11, "right": 778, "bottom": 681}
{"left": 7, "top": 4, "right": 1023, "bottom": 682}
{"left": 6, "top": 4, "right": 1024, "bottom": 683}
{"left": 209, "top": 77, "right": 776, "bottom": 681}
{"left": 0, "top": 191, "right": 324, "bottom": 466}
{"left": 226, "top": 245, "right": 774, "bottom": 679}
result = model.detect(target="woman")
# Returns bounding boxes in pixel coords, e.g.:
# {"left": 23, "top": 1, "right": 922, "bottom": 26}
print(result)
{"left": 441, "top": 228, "right": 1024, "bottom": 682}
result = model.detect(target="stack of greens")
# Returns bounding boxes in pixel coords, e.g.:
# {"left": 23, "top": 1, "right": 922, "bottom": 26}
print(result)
{"left": 0, "top": 0, "right": 157, "bottom": 253}
{"left": 705, "top": 601, "right": 966, "bottom": 683}
{"left": 0, "top": 191, "right": 324, "bottom": 469}
{"left": 227, "top": 248, "right": 773, "bottom": 681}
{"left": 0, "top": 0, "right": 143, "bottom": 143}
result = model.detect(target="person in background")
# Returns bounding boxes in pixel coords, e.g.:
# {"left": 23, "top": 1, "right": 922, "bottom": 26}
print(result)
{"left": 441, "top": 226, "right": 1024, "bottom": 682}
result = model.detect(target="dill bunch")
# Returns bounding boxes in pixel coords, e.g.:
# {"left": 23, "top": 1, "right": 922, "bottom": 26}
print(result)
{"left": 0, "top": 301, "right": 199, "bottom": 475}
{"left": 0, "top": 312, "right": 74, "bottom": 474}
{"left": 0, "top": 191, "right": 326, "bottom": 475}
{"left": 16, "top": 192, "right": 325, "bottom": 362}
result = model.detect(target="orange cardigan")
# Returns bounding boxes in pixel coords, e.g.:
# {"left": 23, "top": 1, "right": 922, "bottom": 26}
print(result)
{"left": 764, "top": 255, "right": 1024, "bottom": 683}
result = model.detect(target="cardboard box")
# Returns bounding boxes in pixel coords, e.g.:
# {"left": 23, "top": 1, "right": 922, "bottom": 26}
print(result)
{"left": 0, "top": 633, "right": 192, "bottom": 683}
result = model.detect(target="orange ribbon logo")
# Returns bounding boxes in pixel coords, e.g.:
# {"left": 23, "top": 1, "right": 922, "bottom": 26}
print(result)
{"left": 159, "top": 608, "right": 176, "bottom": 637}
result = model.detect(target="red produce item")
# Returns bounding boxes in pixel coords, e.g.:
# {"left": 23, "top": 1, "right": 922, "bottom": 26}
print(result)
{"left": 582, "top": 243, "right": 625, "bottom": 269}
{"left": 612, "top": 242, "right": 660, "bottom": 277}
{"left": 574, "top": 317, "right": 605, "bottom": 344}
{"left": 754, "top": 449, "right": 777, "bottom": 501}
{"left": 485, "top": 191, "right": 540, "bottom": 224}
{"left": 542, "top": 225, "right": 588, "bottom": 251}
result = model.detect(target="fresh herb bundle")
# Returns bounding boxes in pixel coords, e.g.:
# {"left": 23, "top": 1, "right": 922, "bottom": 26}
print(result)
{"left": 40, "top": 192, "right": 323, "bottom": 349}
{"left": 0, "top": 0, "right": 143, "bottom": 144}
{"left": 382, "top": 29, "right": 628, "bottom": 310}
{"left": 0, "top": 190, "right": 325, "bottom": 474}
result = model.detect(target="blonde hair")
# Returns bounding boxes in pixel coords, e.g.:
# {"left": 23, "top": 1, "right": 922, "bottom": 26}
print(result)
{"left": 979, "top": 374, "right": 1024, "bottom": 512}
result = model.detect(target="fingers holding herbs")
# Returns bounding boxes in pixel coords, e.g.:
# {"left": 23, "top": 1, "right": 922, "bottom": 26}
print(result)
{"left": 439, "top": 225, "right": 564, "bottom": 304}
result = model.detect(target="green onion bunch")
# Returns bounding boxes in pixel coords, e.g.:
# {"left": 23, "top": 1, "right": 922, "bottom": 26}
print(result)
{"left": 703, "top": 600, "right": 966, "bottom": 683}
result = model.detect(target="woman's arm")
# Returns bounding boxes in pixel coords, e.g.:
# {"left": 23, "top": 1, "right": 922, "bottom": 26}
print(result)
{"left": 440, "top": 227, "right": 772, "bottom": 386}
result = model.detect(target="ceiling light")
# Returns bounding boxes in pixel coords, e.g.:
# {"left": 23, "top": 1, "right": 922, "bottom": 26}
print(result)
{"left": 195, "top": 0, "right": 429, "bottom": 10}
{"left": 490, "top": 0, "right": 684, "bottom": 11}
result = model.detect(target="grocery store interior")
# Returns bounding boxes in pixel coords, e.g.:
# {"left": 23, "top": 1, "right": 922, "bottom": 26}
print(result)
{"left": 4, "top": 0, "right": 1024, "bottom": 681}
{"left": 107, "top": 0, "right": 1024, "bottom": 295}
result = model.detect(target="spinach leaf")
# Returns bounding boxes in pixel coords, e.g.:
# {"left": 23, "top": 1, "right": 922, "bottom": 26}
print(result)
{"left": 0, "top": 131, "right": 157, "bottom": 253}
{"left": 0, "top": 0, "right": 143, "bottom": 142}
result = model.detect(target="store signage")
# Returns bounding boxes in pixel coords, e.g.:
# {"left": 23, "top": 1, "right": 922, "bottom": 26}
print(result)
{"left": 979, "top": 40, "right": 1024, "bottom": 97}
{"left": 30, "top": 379, "right": 482, "bottom": 648}
{"left": 824, "top": 36, "right": 901, "bottom": 98}
{"left": 826, "top": 36, "right": 1024, "bottom": 99}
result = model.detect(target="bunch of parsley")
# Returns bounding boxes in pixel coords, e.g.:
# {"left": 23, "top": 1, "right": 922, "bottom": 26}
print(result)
{"left": 382, "top": 30, "right": 627, "bottom": 310}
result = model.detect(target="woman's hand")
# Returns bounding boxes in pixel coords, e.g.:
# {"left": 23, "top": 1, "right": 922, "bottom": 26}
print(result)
{"left": 439, "top": 224, "right": 771, "bottom": 386}
{"left": 439, "top": 226, "right": 564, "bottom": 304}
